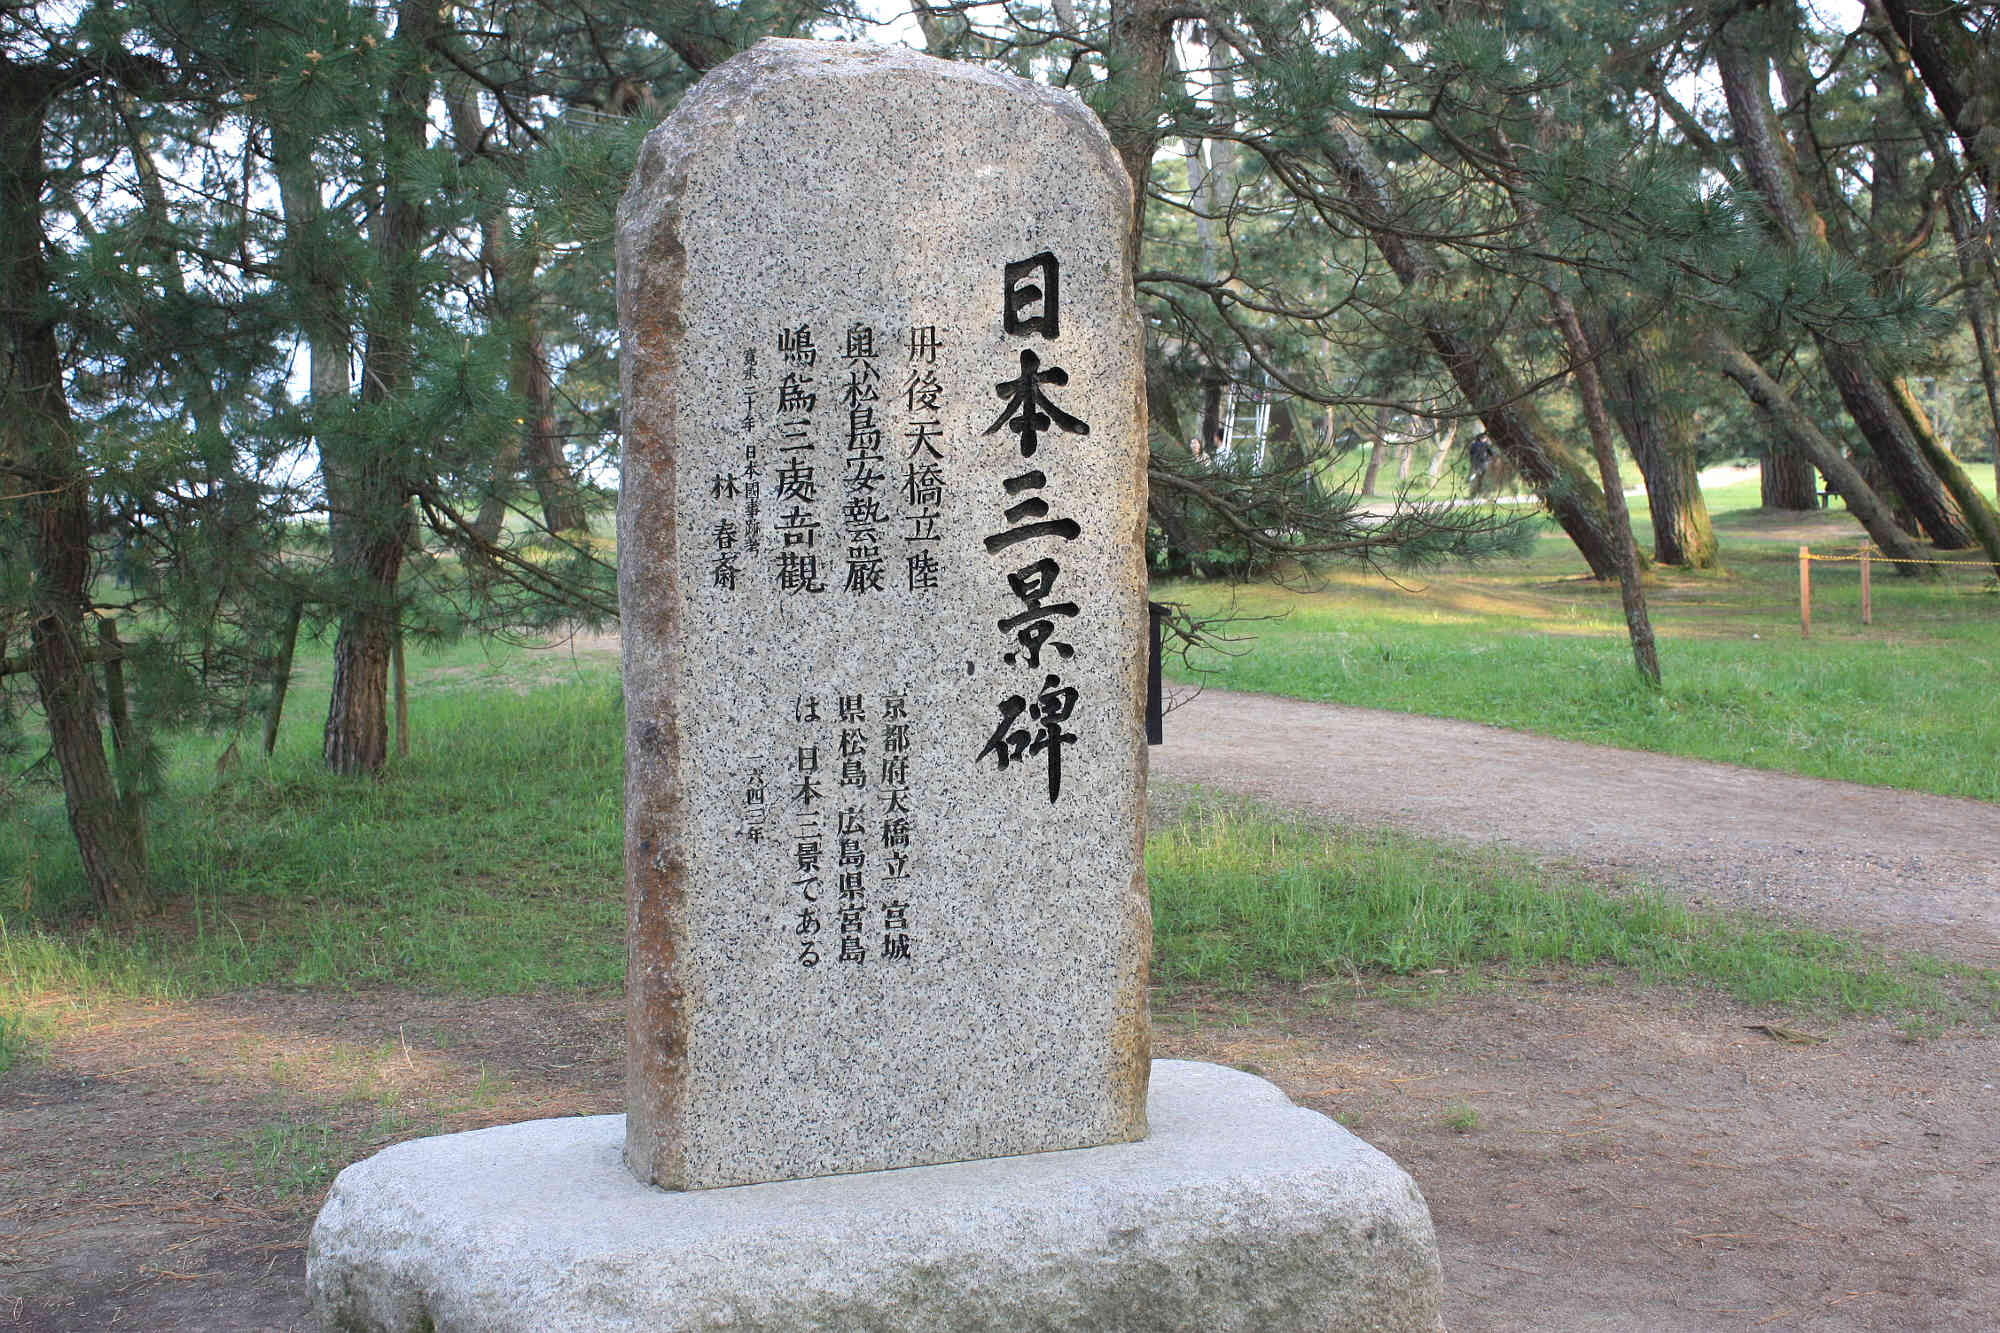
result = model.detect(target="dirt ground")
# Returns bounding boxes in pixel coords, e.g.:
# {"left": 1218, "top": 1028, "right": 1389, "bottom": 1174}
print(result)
{"left": 5, "top": 695, "right": 1997, "bottom": 1330}
{"left": 1153, "top": 690, "right": 2000, "bottom": 967}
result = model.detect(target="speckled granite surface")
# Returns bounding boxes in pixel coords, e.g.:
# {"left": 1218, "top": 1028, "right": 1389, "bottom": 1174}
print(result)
{"left": 616, "top": 39, "right": 1151, "bottom": 1190}
{"left": 307, "top": 1062, "right": 1445, "bottom": 1332}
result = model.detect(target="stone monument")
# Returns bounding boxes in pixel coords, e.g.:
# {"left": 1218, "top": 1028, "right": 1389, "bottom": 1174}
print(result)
{"left": 617, "top": 34, "right": 1151, "bottom": 1192}
{"left": 306, "top": 39, "right": 1444, "bottom": 1332}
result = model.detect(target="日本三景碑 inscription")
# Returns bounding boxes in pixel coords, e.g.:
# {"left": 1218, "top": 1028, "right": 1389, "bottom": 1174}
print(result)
{"left": 617, "top": 38, "right": 1150, "bottom": 1191}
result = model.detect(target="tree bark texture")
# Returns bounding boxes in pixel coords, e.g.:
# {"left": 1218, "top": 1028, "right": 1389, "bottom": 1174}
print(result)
{"left": 1589, "top": 310, "right": 1719, "bottom": 567}
{"left": 1552, "top": 300, "right": 1659, "bottom": 683}
{"left": 1704, "top": 329, "right": 1932, "bottom": 575}
{"left": 1762, "top": 438, "right": 1820, "bottom": 510}
{"left": 1888, "top": 378, "right": 2000, "bottom": 574}
{"left": 1361, "top": 404, "right": 1388, "bottom": 495}
{"left": 262, "top": 598, "right": 302, "bottom": 755}
{"left": 1714, "top": 9, "right": 1981, "bottom": 551}
{"left": 1103, "top": 0, "right": 1179, "bottom": 257}
{"left": 2, "top": 70, "right": 152, "bottom": 916}
{"left": 1877, "top": 0, "right": 2000, "bottom": 192}
{"left": 1874, "top": 16, "right": 2000, "bottom": 505}
{"left": 444, "top": 76, "right": 590, "bottom": 539}
{"left": 1318, "top": 120, "right": 1621, "bottom": 578}
{"left": 324, "top": 0, "right": 439, "bottom": 776}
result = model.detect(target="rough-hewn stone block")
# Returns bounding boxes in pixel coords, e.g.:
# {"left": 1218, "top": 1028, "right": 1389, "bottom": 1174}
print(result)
{"left": 308, "top": 1061, "right": 1445, "bottom": 1332}
{"left": 617, "top": 38, "right": 1151, "bottom": 1190}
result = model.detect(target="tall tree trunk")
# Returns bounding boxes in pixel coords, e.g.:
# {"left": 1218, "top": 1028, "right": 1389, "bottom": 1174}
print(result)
{"left": 324, "top": 0, "right": 439, "bottom": 776}
{"left": 1427, "top": 420, "right": 1458, "bottom": 478}
{"left": 1762, "top": 439, "right": 1820, "bottom": 510}
{"left": 1199, "top": 375, "right": 1224, "bottom": 457}
{"left": 1361, "top": 404, "right": 1388, "bottom": 495}
{"left": 262, "top": 597, "right": 302, "bottom": 755}
{"left": 1, "top": 71, "right": 151, "bottom": 917}
{"left": 1874, "top": 10, "right": 2000, "bottom": 499}
{"left": 1704, "top": 329, "right": 1932, "bottom": 575}
{"left": 1589, "top": 310, "right": 1719, "bottom": 567}
{"left": 1553, "top": 302, "right": 1659, "bottom": 683}
{"left": 1486, "top": 130, "right": 1660, "bottom": 672}
{"left": 1103, "top": 0, "right": 1179, "bottom": 258}
{"left": 1876, "top": 0, "right": 2000, "bottom": 192}
{"left": 515, "top": 325, "right": 587, "bottom": 534}
{"left": 1714, "top": 10, "right": 1984, "bottom": 552}
{"left": 443, "top": 76, "right": 590, "bottom": 540}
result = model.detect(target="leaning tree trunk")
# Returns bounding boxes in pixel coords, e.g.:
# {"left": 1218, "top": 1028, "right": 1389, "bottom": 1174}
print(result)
{"left": 1553, "top": 299, "right": 1659, "bottom": 683}
{"left": 1872, "top": 0, "right": 2000, "bottom": 495}
{"left": 1877, "top": 0, "right": 2000, "bottom": 192}
{"left": 1714, "top": 12, "right": 1981, "bottom": 551}
{"left": 1318, "top": 120, "right": 1621, "bottom": 577}
{"left": 1705, "top": 329, "right": 1932, "bottom": 575}
{"left": 1889, "top": 378, "right": 2000, "bottom": 574}
{"left": 1590, "top": 310, "right": 1719, "bottom": 567}
{"left": 2, "top": 70, "right": 151, "bottom": 916}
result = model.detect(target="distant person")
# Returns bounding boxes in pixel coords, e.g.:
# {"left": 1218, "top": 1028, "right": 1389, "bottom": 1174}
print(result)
{"left": 1467, "top": 432, "right": 1494, "bottom": 493}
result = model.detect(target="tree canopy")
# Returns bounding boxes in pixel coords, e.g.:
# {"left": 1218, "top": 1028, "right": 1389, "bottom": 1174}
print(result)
{"left": 5, "top": 0, "right": 1997, "bottom": 915}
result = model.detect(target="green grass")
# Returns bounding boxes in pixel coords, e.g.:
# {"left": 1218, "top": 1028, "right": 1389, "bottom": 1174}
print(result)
{"left": 1148, "top": 801, "right": 1999, "bottom": 1025}
{"left": 1160, "top": 482, "right": 2000, "bottom": 802}
{"left": 0, "top": 1006, "right": 26, "bottom": 1074}
{"left": 2, "top": 635, "right": 627, "bottom": 1014}
{"left": 6, "top": 483, "right": 1998, "bottom": 1054}
{"left": 5, "top": 659, "right": 1992, "bottom": 1041}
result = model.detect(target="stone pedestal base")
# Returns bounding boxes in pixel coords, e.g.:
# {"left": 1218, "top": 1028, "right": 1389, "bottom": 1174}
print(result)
{"left": 307, "top": 1061, "right": 1443, "bottom": 1332}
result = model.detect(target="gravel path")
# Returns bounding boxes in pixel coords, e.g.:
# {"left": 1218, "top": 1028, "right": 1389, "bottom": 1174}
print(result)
{"left": 1151, "top": 688, "right": 2000, "bottom": 965}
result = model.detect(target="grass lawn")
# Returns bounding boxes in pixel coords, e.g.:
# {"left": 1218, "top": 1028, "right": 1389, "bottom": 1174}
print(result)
{"left": 1158, "top": 469, "right": 2000, "bottom": 802}
{"left": 6, "top": 464, "right": 1998, "bottom": 1076}
{"left": 4, "top": 617, "right": 1994, "bottom": 1069}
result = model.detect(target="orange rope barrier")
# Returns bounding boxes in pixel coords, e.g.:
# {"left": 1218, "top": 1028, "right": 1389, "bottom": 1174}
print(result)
{"left": 1797, "top": 544, "right": 1996, "bottom": 639}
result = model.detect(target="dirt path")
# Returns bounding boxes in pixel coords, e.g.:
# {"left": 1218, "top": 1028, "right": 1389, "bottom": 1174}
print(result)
{"left": 1154, "top": 688, "right": 2000, "bottom": 966}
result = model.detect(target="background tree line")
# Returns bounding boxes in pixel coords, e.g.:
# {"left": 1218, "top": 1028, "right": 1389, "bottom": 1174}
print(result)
{"left": 4, "top": 0, "right": 1996, "bottom": 916}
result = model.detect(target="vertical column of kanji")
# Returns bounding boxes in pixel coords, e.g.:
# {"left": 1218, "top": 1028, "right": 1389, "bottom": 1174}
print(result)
{"left": 842, "top": 327, "right": 887, "bottom": 595}
{"left": 878, "top": 686, "right": 915, "bottom": 961}
{"left": 901, "top": 325, "right": 948, "bottom": 596}
{"left": 788, "top": 692, "right": 826, "bottom": 969}
{"left": 774, "top": 326, "right": 824, "bottom": 596}
{"left": 975, "top": 253, "right": 1088, "bottom": 803}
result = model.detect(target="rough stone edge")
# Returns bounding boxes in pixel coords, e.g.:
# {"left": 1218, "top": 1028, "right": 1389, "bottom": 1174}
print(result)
{"left": 307, "top": 1061, "right": 1444, "bottom": 1333}
{"left": 614, "top": 40, "right": 694, "bottom": 1187}
{"left": 613, "top": 36, "right": 1151, "bottom": 1189}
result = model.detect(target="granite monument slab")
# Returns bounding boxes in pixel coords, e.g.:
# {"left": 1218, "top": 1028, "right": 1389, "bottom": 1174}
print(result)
{"left": 616, "top": 37, "right": 1152, "bottom": 1191}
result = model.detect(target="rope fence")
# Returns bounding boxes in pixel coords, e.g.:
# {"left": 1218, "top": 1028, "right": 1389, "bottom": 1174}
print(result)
{"left": 1797, "top": 544, "right": 1997, "bottom": 637}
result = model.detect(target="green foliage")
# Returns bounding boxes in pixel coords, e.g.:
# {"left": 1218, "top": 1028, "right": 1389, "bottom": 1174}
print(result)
{"left": 0, "top": 1007, "right": 27, "bottom": 1075}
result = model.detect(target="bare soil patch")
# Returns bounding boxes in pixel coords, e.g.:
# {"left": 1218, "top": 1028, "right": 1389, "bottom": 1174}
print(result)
{"left": 5, "top": 980, "right": 1995, "bottom": 1330}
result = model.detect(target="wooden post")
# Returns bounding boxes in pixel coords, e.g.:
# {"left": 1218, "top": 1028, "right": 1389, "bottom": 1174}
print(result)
{"left": 392, "top": 628, "right": 409, "bottom": 759}
{"left": 1859, "top": 546, "right": 1872, "bottom": 626}
{"left": 262, "top": 598, "right": 303, "bottom": 756}
{"left": 1799, "top": 545, "right": 1812, "bottom": 638}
